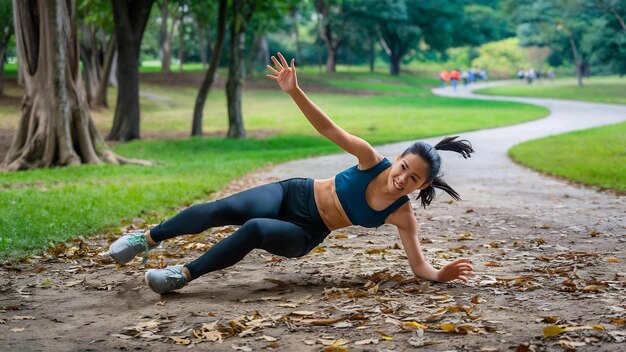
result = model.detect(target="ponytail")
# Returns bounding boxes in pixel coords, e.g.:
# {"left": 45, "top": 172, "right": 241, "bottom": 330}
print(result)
{"left": 416, "top": 176, "right": 462, "bottom": 209}
{"left": 434, "top": 136, "right": 474, "bottom": 159}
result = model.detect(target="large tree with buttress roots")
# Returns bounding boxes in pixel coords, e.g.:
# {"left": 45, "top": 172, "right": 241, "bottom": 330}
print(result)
{"left": 3, "top": 0, "right": 148, "bottom": 171}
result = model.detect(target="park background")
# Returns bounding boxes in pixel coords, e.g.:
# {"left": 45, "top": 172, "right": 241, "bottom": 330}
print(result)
{"left": 0, "top": 1, "right": 625, "bottom": 350}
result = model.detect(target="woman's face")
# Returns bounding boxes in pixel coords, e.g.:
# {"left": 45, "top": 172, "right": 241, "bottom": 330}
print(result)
{"left": 387, "top": 153, "right": 430, "bottom": 196}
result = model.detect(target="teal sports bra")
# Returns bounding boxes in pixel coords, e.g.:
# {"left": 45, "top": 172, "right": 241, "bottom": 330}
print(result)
{"left": 335, "top": 158, "right": 410, "bottom": 228}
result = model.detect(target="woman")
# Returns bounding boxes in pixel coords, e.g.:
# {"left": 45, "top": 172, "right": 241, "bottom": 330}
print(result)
{"left": 109, "top": 53, "right": 476, "bottom": 294}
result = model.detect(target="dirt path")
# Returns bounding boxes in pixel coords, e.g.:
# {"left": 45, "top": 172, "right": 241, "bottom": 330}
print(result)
{"left": 1, "top": 83, "right": 625, "bottom": 351}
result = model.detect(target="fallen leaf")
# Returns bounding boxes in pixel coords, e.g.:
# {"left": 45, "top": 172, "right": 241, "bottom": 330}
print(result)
{"left": 365, "top": 249, "right": 391, "bottom": 255}
{"left": 582, "top": 285, "right": 600, "bottom": 293}
{"left": 610, "top": 318, "right": 625, "bottom": 326}
{"left": 458, "top": 233, "right": 474, "bottom": 241}
{"left": 231, "top": 344, "right": 252, "bottom": 352}
{"left": 259, "top": 335, "right": 278, "bottom": 342}
{"left": 543, "top": 325, "right": 565, "bottom": 338}
{"left": 11, "top": 327, "right": 25, "bottom": 332}
{"left": 542, "top": 316, "right": 559, "bottom": 324}
{"left": 278, "top": 303, "right": 299, "bottom": 308}
{"left": 607, "top": 257, "right": 620, "bottom": 263}
{"left": 378, "top": 332, "right": 393, "bottom": 341}
{"left": 544, "top": 325, "right": 604, "bottom": 338}
{"left": 402, "top": 321, "right": 429, "bottom": 330}
{"left": 194, "top": 329, "right": 221, "bottom": 342}
{"left": 291, "top": 311, "right": 316, "bottom": 316}
{"left": 471, "top": 296, "right": 484, "bottom": 304}
{"left": 355, "top": 338, "right": 378, "bottom": 345}
{"left": 440, "top": 323, "right": 456, "bottom": 332}
{"left": 324, "top": 347, "right": 348, "bottom": 352}
{"left": 169, "top": 336, "right": 191, "bottom": 345}
{"left": 557, "top": 340, "right": 586, "bottom": 348}
{"left": 317, "top": 338, "right": 349, "bottom": 346}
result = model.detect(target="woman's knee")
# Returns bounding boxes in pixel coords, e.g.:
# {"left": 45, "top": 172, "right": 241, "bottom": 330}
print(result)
{"left": 238, "top": 219, "right": 266, "bottom": 245}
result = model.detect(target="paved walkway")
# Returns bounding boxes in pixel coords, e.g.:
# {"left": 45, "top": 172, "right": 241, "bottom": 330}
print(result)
{"left": 267, "top": 81, "right": 626, "bottom": 229}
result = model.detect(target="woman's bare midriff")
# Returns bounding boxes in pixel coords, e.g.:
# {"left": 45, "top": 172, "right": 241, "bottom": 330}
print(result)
{"left": 313, "top": 178, "right": 353, "bottom": 231}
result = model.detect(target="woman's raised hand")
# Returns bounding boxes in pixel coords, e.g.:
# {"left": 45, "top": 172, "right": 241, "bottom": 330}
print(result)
{"left": 266, "top": 52, "right": 298, "bottom": 94}
{"left": 436, "top": 258, "right": 475, "bottom": 283}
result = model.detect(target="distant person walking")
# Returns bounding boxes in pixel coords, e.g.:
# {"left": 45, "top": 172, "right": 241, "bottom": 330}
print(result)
{"left": 480, "top": 69, "right": 487, "bottom": 82}
{"left": 439, "top": 70, "right": 450, "bottom": 88}
{"left": 526, "top": 68, "right": 535, "bottom": 85}
{"left": 450, "top": 69, "right": 460, "bottom": 91}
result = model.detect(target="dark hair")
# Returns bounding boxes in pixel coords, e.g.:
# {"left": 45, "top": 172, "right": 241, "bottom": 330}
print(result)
{"left": 401, "top": 136, "right": 474, "bottom": 208}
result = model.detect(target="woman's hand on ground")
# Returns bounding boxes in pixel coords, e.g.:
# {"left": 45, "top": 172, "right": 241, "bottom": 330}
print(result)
{"left": 436, "top": 258, "right": 475, "bottom": 283}
{"left": 266, "top": 52, "right": 298, "bottom": 94}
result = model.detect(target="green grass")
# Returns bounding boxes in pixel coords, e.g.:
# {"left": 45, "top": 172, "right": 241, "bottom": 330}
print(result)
{"left": 475, "top": 76, "right": 626, "bottom": 105}
{"left": 0, "top": 70, "right": 549, "bottom": 260}
{"left": 509, "top": 122, "right": 626, "bottom": 192}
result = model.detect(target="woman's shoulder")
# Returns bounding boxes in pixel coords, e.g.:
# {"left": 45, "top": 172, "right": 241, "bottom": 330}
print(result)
{"left": 356, "top": 151, "right": 386, "bottom": 170}
{"left": 385, "top": 201, "right": 417, "bottom": 229}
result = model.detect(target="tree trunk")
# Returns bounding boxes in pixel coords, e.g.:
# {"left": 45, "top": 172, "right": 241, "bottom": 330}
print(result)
{"left": 390, "top": 54, "right": 400, "bottom": 75}
{"left": 191, "top": 0, "right": 226, "bottom": 137}
{"left": 290, "top": 7, "right": 303, "bottom": 67}
{"left": 3, "top": 0, "right": 148, "bottom": 171}
{"left": 0, "top": 45, "right": 5, "bottom": 96}
{"left": 0, "top": 24, "right": 11, "bottom": 96}
{"left": 226, "top": 26, "right": 245, "bottom": 138}
{"left": 326, "top": 47, "right": 336, "bottom": 73}
{"left": 17, "top": 60, "right": 24, "bottom": 86}
{"left": 160, "top": 0, "right": 171, "bottom": 74}
{"left": 568, "top": 34, "right": 583, "bottom": 87}
{"left": 109, "top": 49, "right": 118, "bottom": 86}
{"left": 316, "top": 0, "right": 342, "bottom": 73}
{"left": 80, "top": 23, "right": 99, "bottom": 107}
{"left": 226, "top": 0, "right": 255, "bottom": 139}
{"left": 575, "top": 60, "right": 583, "bottom": 87}
{"left": 368, "top": 31, "right": 375, "bottom": 73}
{"left": 107, "top": 0, "right": 154, "bottom": 141}
{"left": 322, "top": 22, "right": 336, "bottom": 73}
{"left": 178, "top": 18, "right": 184, "bottom": 71}
{"left": 94, "top": 34, "right": 116, "bottom": 108}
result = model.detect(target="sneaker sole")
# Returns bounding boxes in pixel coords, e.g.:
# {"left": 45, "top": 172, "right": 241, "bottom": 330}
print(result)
{"left": 144, "top": 270, "right": 158, "bottom": 294}
{"left": 109, "top": 250, "right": 127, "bottom": 265}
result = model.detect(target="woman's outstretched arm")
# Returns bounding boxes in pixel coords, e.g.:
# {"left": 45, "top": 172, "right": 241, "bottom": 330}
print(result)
{"left": 390, "top": 204, "right": 475, "bottom": 282}
{"left": 266, "top": 52, "right": 379, "bottom": 167}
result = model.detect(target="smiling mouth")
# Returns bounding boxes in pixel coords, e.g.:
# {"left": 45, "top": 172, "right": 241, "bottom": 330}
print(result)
{"left": 393, "top": 180, "right": 403, "bottom": 191}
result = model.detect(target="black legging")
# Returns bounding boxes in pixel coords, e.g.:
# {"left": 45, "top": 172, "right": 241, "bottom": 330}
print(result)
{"left": 149, "top": 178, "right": 330, "bottom": 280}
